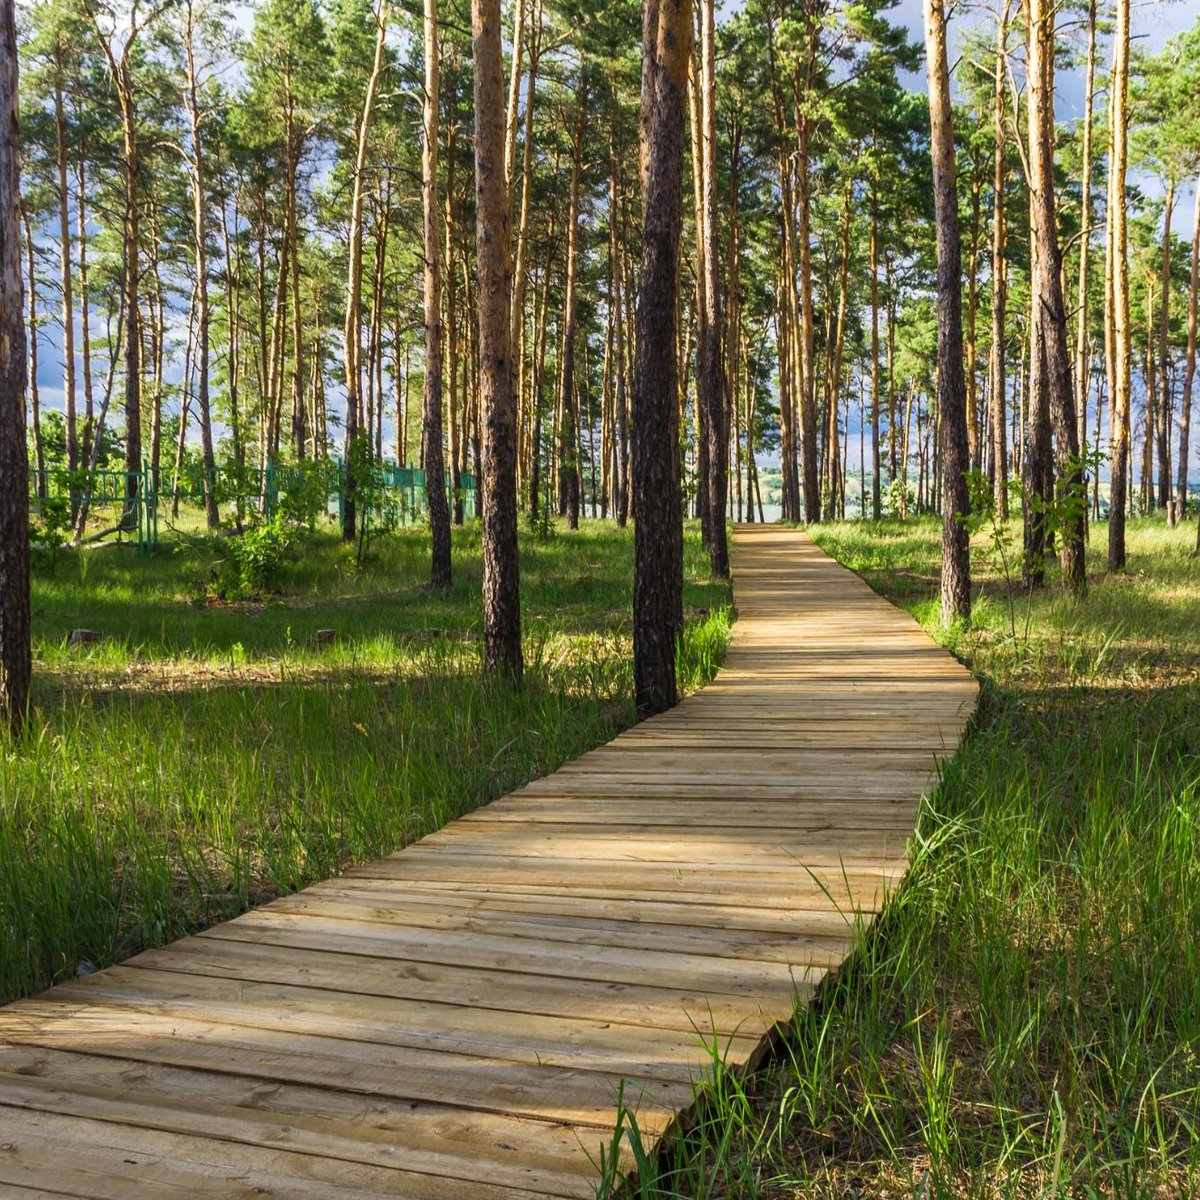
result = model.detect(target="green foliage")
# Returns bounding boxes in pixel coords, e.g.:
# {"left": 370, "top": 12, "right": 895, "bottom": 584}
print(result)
{"left": 28, "top": 480, "right": 72, "bottom": 574}
{"left": 224, "top": 512, "right": 293, "bottom": 597}
{"left": 885, "top": 475, "right": 914, "bottom": 518}
{"left": 345, "top": 435, "right": 403, "bottom": 568}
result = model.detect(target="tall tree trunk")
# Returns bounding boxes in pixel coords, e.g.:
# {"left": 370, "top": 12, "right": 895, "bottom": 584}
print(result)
{"left": 1158, "top": 180, "right": 1175, "bottom": 520}
{"left": 557, "top": 89, "right": 585, "bottom": 531}
{"left": 473, "top": 0, "right": 523, "bottom": 676}
{"left": 88, "top": 15, "right": 145, "bottom": 523}
{"left": 183, "top": 0, "right": 219, "bottom": 528}
{"left": 870, "top": 182, "right": 882, "bottom": 519}
{"left": 1028, "top": 0, "right": 1085, "bottom": 592}
{"left": 924, "top": 0, "right": 970, "bottom": 622}
{"left": 697, "top": 0, "right": 726, "bottom": 573}
{"left": 509, "top": 0, "right": 541, "bottom": 410}
{"left": 219, "top": 181, "right": 245, "bottom": 528}
{"left": 503, "top": 0, "right": 525, "bottom": 194}
{"left": 989, "top": 0, "right": 1010, "bottom": 517}
{"left": 22, "top": 208, "right": 44, "bottom": 493}
{"left": 1075, "top": 0, "right": 1096, "bottom": 459}
{"left": 633, "top": 0, "right": 689, "bottom": 716}
{"left": 1107, "top": 0, "right": 1131, "bottom": 569}
{"left": 283, "top": 80, "right": 306, "bottom": 460}
{"left": 77, "top": 149, "right": 94, "bottom": 473}
{"left": 1180, "top": 178, "right": 1199, "bottom": 531}
{"left": 610, "top": 141, "right": 630, "bottom": 527}
{"left": 1, "top": 0, "right": 30, "bottom": 736}
{"left": 725, "top": 122, "right": 743, "bottom": 526}
{"left": 423, "top": 0, "right": 452, "bottom": 584}
{"left": 53, "top": 51, "right": 77, "bottom": 476}
{"left": 447, "top": 115, "right": 465, "bottom": 525}
{"left": 966, "top": 170, "right": 982, "bottom": 471}
{"left": 342, "top": 4, "right": 390, "bottom": 542}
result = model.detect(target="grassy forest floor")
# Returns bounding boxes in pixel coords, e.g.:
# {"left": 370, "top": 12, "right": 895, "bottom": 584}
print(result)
{"left": 1, "top": 518, "right": 731, "bottom": 1006}
{"left": 631, "top": 518, "right": 1200, "bottom": 1200}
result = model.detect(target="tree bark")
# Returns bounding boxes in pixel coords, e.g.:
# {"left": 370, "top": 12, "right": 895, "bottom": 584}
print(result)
{"left": 924, "top": 0, "right": 970, "bottom": 623}
{"left": 870, "top": 183, "right": 882, "bottom": 519}
{"left": 473, "top": 0, "right": 523, "bottom": 677}
{"left": 53, "top": 49, "right": 77, "bottom": 477}
{"left": 1, "top": 0, "right": 31, "bottom": 736}
{"left": 1180, "top": 178, "right": 1199, "bottom": 531}
{"left": 1158, "top": 180, "right": 1175, "bottom": 519}
{"left": 989, "top": 0, "right": 1010, "bottom": 518}
{"left": 1074, "top": 0, "right": 1095, "bottom": 460}
{"left": 696, "top": 0, "right": 725, "bottom": 572}
{"left": 1107, "top": 0, "right": 1131, "bottom": 571}
{"left": 422, "top": 0, "right": 452, "bottom": 585}
{"left": 1028, "top": 0, "right": 1085, "bottom": 593}
{"left": 183, "top": 0, "right": 220, "bottom": 527}
{"left": 633, "top": 0, "right": 689, "bottom": 717}
{"left": 556, "top": 89, "right": 585, "bottom": 530}
{"left": 87, "top": 7, "right": 144, "bottom": 523}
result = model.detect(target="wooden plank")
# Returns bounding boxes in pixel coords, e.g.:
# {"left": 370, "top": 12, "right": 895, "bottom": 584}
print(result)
{"left": 44, "top": 966, "right": 770, "bottom": 1082}
{"left": 122, "top": 936, "right": 805, "bottom": 1032}
{"left": 0, "top": 1050, "right": 605, "bottom": 1196}
{"left": 3, "top": 999, "right": 691, "bottom": 1131}
{"left": 0, "top": 1103, "right": 555, "bottom": 1199}
{"left": 0, "top": 526, "right": 977, "bottom": 1197}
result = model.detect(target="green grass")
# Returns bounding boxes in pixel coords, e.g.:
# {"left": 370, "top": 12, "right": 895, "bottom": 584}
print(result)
{"left": 605, "top": 518, "right": 1200, "bottom": 1199}
{"left": 1, "top": 518, "right": 731, "bottom": 1005}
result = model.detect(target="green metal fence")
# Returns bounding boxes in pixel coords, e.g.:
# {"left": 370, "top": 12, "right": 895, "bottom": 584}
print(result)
{"left": 28, "top": 459, "right": 477, "bottom": 552}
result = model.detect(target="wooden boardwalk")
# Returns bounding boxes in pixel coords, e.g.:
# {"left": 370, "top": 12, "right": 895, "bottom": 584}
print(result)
{"left": 0, "top": 527, "right": 977, "bottom": 1198}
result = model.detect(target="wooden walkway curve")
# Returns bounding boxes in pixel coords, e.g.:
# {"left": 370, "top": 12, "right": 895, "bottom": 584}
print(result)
{"left": 0, "top": 526, "right": 977, "bottom": 1198}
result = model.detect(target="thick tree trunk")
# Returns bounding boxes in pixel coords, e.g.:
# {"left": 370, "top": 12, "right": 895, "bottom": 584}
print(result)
{"left": 924, "top": 0, "right": 970, "bottom": 623}
{"left": 473, "top": 0, "right": 523, "bottom": 677}
{"left": 633, "top": 0, "right": 689, "bottom": 716}
{"left": 422, "top": 0, "right": 452, "bottom": 585}
{"left": 1, "top": 0, "right": 31, "bottom": 736}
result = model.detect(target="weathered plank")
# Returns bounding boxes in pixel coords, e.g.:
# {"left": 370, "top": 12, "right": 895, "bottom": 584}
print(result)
{"left": 0, "top": 526, "right": 976, "bottom": 1197}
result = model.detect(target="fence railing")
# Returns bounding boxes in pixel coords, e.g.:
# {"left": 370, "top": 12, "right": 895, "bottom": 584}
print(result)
{"left": 27, "top": 459, "right": 477, "bottom": 552}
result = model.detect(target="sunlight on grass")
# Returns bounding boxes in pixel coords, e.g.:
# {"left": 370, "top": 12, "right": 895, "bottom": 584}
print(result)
{"left": 1, "top": 520, "right": 731, "bottom": 1005}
